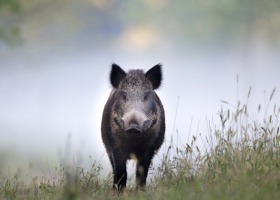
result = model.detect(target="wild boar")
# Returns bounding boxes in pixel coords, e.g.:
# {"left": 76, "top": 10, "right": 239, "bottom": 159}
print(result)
{"left": 101, "top": 63, "right": 165, "bottom": 190}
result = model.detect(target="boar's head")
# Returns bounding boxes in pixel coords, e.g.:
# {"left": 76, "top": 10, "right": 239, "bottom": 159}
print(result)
{"left": 110, "top": 64, "right": 163, "bottom": 139}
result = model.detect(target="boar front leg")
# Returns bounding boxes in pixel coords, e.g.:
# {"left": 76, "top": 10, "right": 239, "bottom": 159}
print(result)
{"left": 112, "top": 151, "right": 127, "bottom": 191}
{"left": 136, "top": 150, "right": 155, "bottom": 188}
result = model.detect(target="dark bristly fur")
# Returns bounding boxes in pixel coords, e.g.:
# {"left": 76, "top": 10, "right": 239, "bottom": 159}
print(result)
{"left": 101, "top": 64, "right": 165, "bottom": 191}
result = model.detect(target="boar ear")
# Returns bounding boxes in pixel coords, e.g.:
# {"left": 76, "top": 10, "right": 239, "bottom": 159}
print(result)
{"left": 110, "top": 63, "right": 126, "bottom": 88}
{"left": 145, "top": 63, "right": 162, "bottom": 90}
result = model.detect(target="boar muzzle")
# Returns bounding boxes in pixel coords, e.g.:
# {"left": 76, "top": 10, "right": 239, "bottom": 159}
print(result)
{"left": 125, "top": 122, "right": 142, "bottom": 136}
{"left": 121, "top": 110, "right": 154, "bottom": 138}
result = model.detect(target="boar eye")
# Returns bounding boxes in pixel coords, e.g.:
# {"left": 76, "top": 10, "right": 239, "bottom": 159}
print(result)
{"left": 120, "top": 91, "right": 127, "bottom": 101}
{"left": 144, "top": 91, "right": 152, "bottom": 101}
{"left": 123, "top": 94, "right": 127, "bottom": 101}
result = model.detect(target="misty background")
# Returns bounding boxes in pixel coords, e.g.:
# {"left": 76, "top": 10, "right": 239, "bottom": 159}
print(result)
{"left": 1, "top": 0, "right": 280, "bottom": 178}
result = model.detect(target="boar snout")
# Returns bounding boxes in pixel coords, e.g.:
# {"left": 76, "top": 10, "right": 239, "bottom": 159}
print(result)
{"left": 122, "top": 110, "right": 150, "bottom": 137}
{"left": 125, "top": 122, "right": 142, "bottom": 136}
{"left": 125, "top": 119, "right": 153, "bottom": 137}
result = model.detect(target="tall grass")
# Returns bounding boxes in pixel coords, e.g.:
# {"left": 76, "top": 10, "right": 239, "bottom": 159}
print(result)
{"left": 1, "top": 88, "right": 280, "bottom": 199}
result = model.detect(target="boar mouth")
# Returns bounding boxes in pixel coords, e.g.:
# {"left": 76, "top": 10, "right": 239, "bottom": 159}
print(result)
{"left": 114, "top": 117, "right": 143, "bottom": 137}
{"left": 125, "top": 123, "right": 142, "bottom": 137}
{"left": 125, "top": 119, "right": 155, "bottom": 138}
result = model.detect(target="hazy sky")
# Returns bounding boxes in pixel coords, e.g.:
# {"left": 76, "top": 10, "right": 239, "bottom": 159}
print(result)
{"left": 1, "top": 0, "right": 280, "bottom": 178}
{"left": 1, "top": 44, "right": 279, "bottom": 175}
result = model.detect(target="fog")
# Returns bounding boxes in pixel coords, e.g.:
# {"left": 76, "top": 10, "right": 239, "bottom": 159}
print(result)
{"left": 0, "top": 0, "right": 280, "bottom": 177}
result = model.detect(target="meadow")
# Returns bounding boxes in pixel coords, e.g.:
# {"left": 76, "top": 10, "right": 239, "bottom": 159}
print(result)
{"left": 1, "top": 88, "right": 280, "bottom": 200}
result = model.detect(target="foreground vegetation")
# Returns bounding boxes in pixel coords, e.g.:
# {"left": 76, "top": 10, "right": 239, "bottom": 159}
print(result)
{"left": 1, "top": 89, "right": 280, "bottom": 200}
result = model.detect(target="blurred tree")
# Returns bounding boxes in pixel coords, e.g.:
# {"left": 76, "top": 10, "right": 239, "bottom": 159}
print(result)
{"left": 1, "top": 0, "right": 280, "bottom": 47}
{"left": 139, "top": 0, "right": 280, "bottom": 48}
{"left": 0, "top": 0, "right": 20, "bottom": 11}
{"left": 0, "top": 0, "right": 21, "bottom": 45}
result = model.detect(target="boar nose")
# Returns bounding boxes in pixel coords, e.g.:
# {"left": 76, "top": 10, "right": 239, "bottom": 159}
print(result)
{"left": 126, "top": 123, "right": 142, "bottom": 136}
